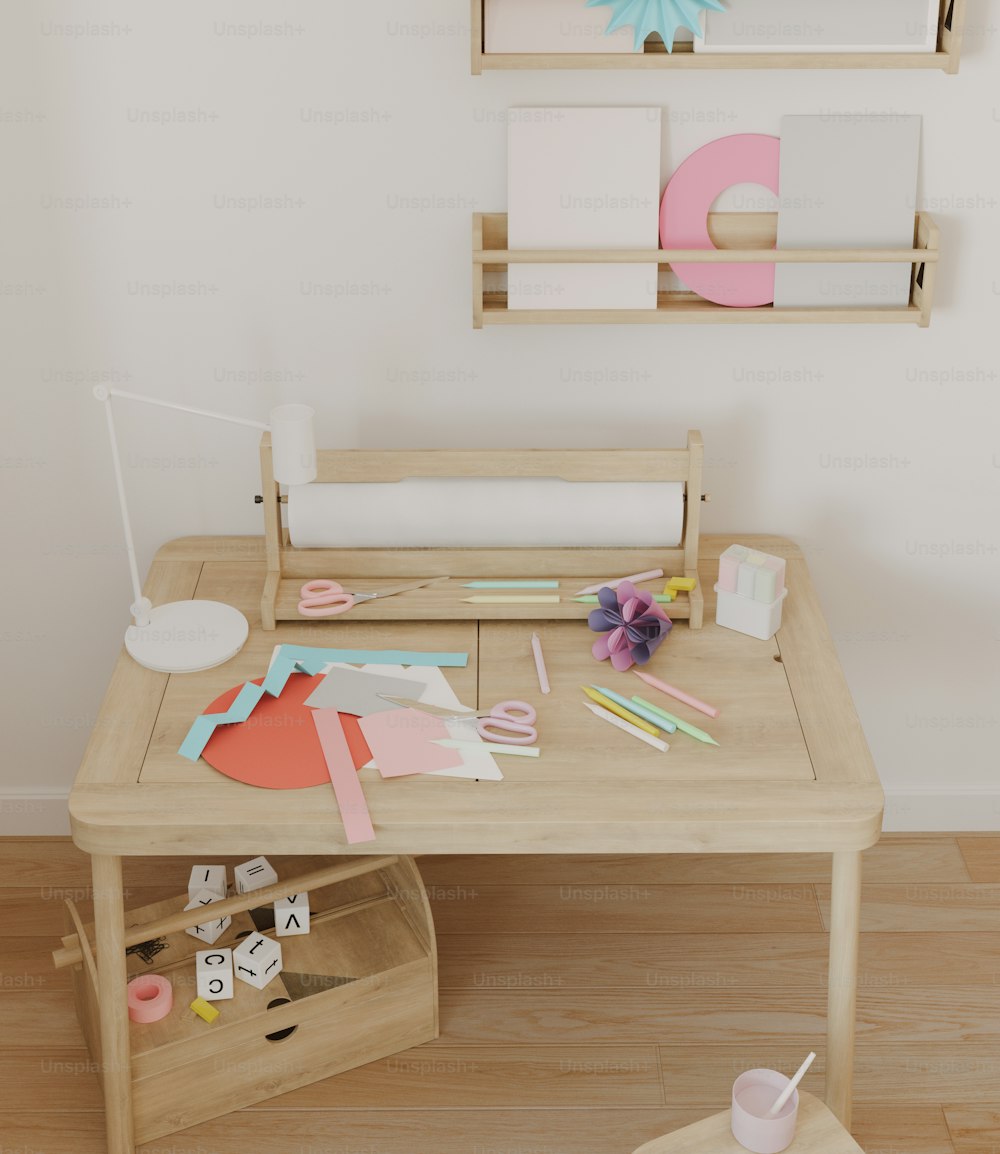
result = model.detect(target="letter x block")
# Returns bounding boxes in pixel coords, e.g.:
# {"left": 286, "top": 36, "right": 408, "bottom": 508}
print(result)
{"left": 233, "top": 932, "right": 283, "bottom": 990}
{"left": 275, "top": 892, "right": 310, "bottom": 937}
{"left": 234, "top": 856, "right": 278, "bottom": 895}
{"left": 196, "top": 949, "right": 234, "bottom": 1001}
{"left": 184, "top": 889, "right": 231, "bottom": 945}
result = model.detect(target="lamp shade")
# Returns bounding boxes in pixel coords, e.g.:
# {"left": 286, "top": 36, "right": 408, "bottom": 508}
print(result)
{"left": 269, "top": 404, "right": 317, "bottom": 485}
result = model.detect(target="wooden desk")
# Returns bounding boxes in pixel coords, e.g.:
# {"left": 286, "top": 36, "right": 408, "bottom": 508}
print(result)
{"left": 66, "top": 534, "right": 883, "bottom": 1154}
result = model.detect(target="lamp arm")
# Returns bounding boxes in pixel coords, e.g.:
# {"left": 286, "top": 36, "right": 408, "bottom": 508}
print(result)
{"left": 97, "top": 386, "right": 271, "bottom": 432}
{"left": 94, "top": 388, "right": 151, "bottom": 626}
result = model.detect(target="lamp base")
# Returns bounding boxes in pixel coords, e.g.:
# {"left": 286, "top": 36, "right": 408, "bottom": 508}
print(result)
{"left": 125, "top": 601, "right": 250, "bottom": 673}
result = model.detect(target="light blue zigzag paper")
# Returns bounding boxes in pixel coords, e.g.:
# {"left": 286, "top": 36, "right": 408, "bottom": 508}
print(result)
{"left": 586, "top": 0, "right": 726, "bottom": 52}
{"left": 178, "top": 646, "right": 469, "bottom": 762}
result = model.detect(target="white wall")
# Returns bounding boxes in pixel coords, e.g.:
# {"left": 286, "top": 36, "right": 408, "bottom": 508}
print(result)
{"left": 3, "top": 1, "right": 999, "bottom": 833}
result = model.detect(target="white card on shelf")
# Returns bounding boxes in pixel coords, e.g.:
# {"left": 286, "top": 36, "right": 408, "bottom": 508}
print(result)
{"left": 507, "top": 107, "right": 662, "bottom": 311}
{"left": 696, "top": 0, "right": 938, "bottom": 53}
{"left": 774, "top": 114, "right": 922, "bottom": 310}
{"left": 485, "top": 0, "right": 637, "bottom": 54}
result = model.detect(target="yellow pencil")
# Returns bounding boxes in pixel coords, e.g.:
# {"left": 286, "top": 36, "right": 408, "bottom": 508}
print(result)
{"left": 580, "top": 686, "right": 660, "bottom": 737}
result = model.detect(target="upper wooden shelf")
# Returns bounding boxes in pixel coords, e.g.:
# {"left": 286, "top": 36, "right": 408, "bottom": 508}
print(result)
{"left": 471, "top": 0, "right": 966, "bottom": 74}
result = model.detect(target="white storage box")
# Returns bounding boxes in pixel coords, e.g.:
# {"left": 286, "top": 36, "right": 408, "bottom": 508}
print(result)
{"left": 715, "top": 585, "right": 789, "bottom": 641}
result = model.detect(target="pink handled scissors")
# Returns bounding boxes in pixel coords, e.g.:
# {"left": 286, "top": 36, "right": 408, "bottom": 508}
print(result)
{"left": 298, "top": 576, "right": 448, "bottom": 618}
{"left": 477, "top": 700, "right": 537, "bottom": 746}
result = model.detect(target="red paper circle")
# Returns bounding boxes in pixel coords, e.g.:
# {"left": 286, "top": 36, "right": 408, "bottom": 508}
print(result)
{"left": 200, "top": 674, "right": 370, "bottom": 789}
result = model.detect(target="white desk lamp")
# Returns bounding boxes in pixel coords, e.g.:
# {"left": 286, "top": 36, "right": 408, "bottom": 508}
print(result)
{"left": 93, "top": 387, "right": 316, "bottom": 673}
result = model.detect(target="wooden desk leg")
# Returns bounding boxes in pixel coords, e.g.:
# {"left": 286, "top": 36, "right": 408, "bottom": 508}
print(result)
{"left": 825, "top": 850, "right": 863, "bottom": 1129}
{"left": 93, "top": 854, "right": 136, "bottom": 1154}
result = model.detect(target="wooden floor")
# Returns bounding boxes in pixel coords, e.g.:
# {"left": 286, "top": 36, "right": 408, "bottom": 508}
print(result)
{"left": 3, "top": 834, "right": 1000, "bottom": 1153}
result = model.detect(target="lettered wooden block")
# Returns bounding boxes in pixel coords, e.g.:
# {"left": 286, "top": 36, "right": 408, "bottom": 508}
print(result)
{"left": 196, "top": 949, "right": 234, "bottom": 1001}
{"left": 233, "top": 932, "right": 283, "bottom": 990}
{"left": 184, "top": 889, "right": 231, "bottom": 946}
{"left": 234, "top": 856, "right": 278, "bottom": 895}
{"left": 188, "top": 865, "right": 227, "bottom": 902}
{"left": 274, "top": 893, "right": 310, "bottom": 937}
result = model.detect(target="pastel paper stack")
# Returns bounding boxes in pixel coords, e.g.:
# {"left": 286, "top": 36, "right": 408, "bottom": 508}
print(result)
{"left": 715, "top": 545, "right": 788, "bottom": 641}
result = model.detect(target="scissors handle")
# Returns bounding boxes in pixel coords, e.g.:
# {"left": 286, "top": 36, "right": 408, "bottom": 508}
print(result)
{"left": 477, "top": 700, "right": 538, "bottom": 746}
{"left": 298, "top": 580, "right": 355, "bottom": 618}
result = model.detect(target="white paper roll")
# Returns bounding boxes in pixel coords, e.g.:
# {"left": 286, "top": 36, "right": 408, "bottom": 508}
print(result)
{"left": 286, "top": 479, "right": 684, "bottom": 549}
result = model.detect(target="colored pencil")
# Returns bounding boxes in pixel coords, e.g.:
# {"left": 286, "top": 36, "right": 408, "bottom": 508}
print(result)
{"left": 463, "top": 581, "right": 559, "bottom": 589}
{"left": 632, "top": 670, "right": 720, "bottom": 719}
{"left": 462, "top": 596, "right": 560, "bottom": 605}
{"left": 582, "top": 702, "right": 668, "bottom": 752}
{"left": 580, "top": 686, "right": 660, "bottom": 736}
{"left": 632, "top": 696, "right": 720, "bottom": 746}
{"left": 593, "top": 686, "right": 678, "bottom": 733}
{"left": 574, "top": 594, "right": 673, "bottom": 604}
{"left": 531, "top": 632, "right": 550, "bottom": 694}
{"left": 574, "top": 569, "right": 664, "bottom": 597}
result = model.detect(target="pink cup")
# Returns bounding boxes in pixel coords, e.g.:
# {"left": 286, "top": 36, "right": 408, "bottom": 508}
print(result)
{"left": 731, "top": 1069, "right": 799, "bottom": 1154}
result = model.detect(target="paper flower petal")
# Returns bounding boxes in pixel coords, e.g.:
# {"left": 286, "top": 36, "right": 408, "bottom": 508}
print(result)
{"left": 587, "top": 583, "right": 673, "bottom": 669}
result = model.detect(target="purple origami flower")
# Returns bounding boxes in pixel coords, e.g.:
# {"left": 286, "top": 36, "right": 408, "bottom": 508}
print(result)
{"left": 588, "top": 581, "right": 672, "bottom": 671}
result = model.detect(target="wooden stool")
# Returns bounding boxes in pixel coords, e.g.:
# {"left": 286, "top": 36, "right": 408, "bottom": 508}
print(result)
{"left": 632, "top": 1093, "right": 864, "bottom": 1154}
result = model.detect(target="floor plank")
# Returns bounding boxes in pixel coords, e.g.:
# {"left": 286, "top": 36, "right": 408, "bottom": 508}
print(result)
{"left": 854, "top": 1106, "right": 956, "bottom": 1154}
{"left": 428, "top": 883, "right": 823, "bottom": 934}
{"left": 816, "top": 884, "right": 1000, "bottom": 932}
{"left": 957, "top": 837, "right": 1000, "bottom": 883}
{"left": 420, "top": 839, "right": 972, "bottom": 886}
{"left": 436, "top": 932, "right": 1000, "bottom": 990}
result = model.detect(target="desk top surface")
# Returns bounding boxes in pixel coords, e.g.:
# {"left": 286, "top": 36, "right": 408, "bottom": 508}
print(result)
{"left": 69, "top": 535, "right": 883, "bottom": 856}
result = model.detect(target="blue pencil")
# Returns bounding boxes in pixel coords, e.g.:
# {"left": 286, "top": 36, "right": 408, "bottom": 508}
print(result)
{"left": 592, "top": 686, "right": 677, "bottom": 733}
{"left": 463, "top": 580, "right": 560, "bottom": 589}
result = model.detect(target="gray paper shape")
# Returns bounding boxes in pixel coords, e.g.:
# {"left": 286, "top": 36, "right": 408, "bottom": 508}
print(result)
{"left": 304, "top": 666, "right": 420, "bottom": 716}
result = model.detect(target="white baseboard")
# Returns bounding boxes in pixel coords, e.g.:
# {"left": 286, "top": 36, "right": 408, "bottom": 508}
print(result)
{"left": 0, "top": 788, "right": 71, "bottom": 836}
{"left": 2, "top": 787, "right": 998, "bottom": 838}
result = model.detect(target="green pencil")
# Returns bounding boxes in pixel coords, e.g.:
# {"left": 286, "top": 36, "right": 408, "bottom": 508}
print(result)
{"left": 632, "top": 696, "right": 720, "bottom": 746}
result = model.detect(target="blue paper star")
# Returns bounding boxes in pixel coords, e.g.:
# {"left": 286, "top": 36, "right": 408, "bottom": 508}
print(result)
{"left": 586, "top": 0, "right": 727, "bottom": 52}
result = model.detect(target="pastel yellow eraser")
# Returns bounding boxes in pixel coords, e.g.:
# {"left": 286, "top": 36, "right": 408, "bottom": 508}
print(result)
{"left": 191, "top": 997, "right": 220, "bottom": 1024}
{"left": 666, "top": 577, "right": 697, "bottom": 592}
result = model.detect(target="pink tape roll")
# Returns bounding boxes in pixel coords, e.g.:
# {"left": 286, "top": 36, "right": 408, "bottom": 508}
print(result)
{"left": 660, "top": 134, "right": 781, "bottom": 307}
{"left": 127, "top": 975, "right": 173, "bottom": 1023}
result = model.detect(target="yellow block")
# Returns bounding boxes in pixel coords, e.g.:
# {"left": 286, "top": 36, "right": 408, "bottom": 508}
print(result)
{"left": 190, "top": 997, "right": 220, "bottom": 1024}
{"left": 666, "top": 577, "right": 697, "bottom": 592}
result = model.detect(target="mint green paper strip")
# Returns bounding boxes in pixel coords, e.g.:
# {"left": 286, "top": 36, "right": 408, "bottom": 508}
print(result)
{"left": 463, "top": 580, "right": 559, "bottom": 589}
{"left": 277, "top": 644, "right": 468, "bottom": 669}
{"left": 179, "top": 681, "right": 267, "bottom": 761}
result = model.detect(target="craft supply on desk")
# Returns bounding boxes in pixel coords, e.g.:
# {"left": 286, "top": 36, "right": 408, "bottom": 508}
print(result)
{"left": 767, "top": 1052, "right": 816, "bottom": 1119}
{"left": 359, "top": 708, "right": 465, "bottom": 778}
{"left": 716, "top": 544, "right": 790, "bottom": 641}
{"left": 304, "top": 666, "right": 417, "bottom": 715}
{"left": 581, "top": 686, "right": 660, "bottom": 736}
{"left": 575, "top": 593, "right": 673, "bottom": 604}
{"left": 311, "top": 707, "right": 377, "bottom": 843}
{"left": 435, "top": 739, "right": 540, "bottom": 758}
{"left": 575, "top": 568, "right": 664, "bottom": 597}
{"left": 463, "top": 595, "right": 560, "bottom": 605}
{"left": 464, "top": 580, "right": 559, "bottom": 589}
{"left": 298, "top": 576, "right": 449, "bottom": 617}
{"left": 531, "top": 632, "right": 550, "bottom": 694}
{"left": 632, "top": 669, "right": 720, "bottom": 719}
{"left": 593, "top": 685, "right": 678, "bottom": 733}
{"left": 583, "top": 702, "right": 669, "bottom": 752}
{"left": 588, "top": 581, "right": 672, "bottom": 671}
{"left": 190, "top": 997, "right": 220, "bottom": 1024}
{"left": 633, "top": 696, "right": 719, "bottom": 746}
{"left": 665, "top": 576, "right": 697, "bottom": 592}
{"left": 277, "top": 644, "right": 469, "bottom": 669}
{"left": 127, "top": 975, "right": 173, "bottom": 1024}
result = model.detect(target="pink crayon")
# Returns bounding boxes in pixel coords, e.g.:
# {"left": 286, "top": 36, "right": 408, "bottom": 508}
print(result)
{"left": 632, "top": 670, "right": 720, "bottom": 720}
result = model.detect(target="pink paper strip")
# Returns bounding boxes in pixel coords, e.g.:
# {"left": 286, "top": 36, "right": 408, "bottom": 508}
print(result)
{"left": 359, "top": 708, "right": 465, "bottom": 779}
{"left": 310, "top": 708, "right": 376, "bottom": 845}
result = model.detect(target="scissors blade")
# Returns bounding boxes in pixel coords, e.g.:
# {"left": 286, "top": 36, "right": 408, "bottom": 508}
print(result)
{"left": 351, "top": 576, "right": 449, "bottom": 601}
{"left": 377, "top": 695, "right": 491, "bottom": 720}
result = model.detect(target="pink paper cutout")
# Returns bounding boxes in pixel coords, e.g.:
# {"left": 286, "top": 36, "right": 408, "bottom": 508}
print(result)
{"left": 660, "top": 134, "right": 781, "bottom": 307}
{"left": 359, "top": 708, "right": 465, "bottom": 779}
{"left": 311, "top": 708, "right": 376, "bottom": 844}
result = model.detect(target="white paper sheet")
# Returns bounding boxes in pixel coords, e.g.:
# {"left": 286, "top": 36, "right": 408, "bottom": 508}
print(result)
{"left": 508, "top": 107, "right": 661, "bottom": 311}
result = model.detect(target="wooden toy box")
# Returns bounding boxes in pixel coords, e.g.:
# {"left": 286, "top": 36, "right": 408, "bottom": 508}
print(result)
{"left": 61, "top": 855, "right": 437, "bottom": 1144}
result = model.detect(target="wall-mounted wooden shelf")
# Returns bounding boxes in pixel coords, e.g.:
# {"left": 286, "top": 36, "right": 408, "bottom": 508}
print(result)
{"left": 472, "top": 0, "right": 965, "bottom": 73}
{"left": 472, "top": 212, "right": 939, "bottom": 327}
